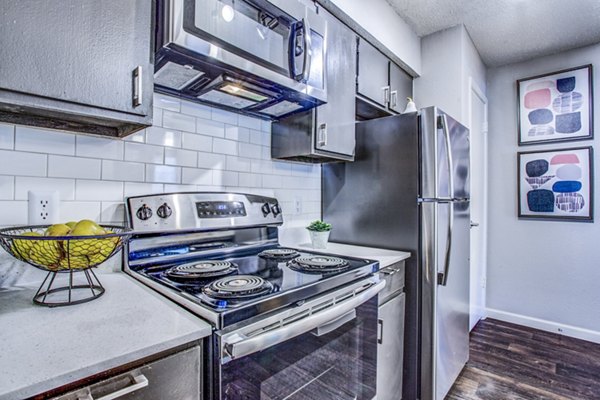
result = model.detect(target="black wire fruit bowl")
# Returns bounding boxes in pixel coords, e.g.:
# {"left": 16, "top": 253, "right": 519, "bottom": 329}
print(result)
{"left": 0, "top": 224, "right": 132, "bottom": 307}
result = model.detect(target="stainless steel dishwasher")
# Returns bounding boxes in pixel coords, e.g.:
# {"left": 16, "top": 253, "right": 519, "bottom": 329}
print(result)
{"left": 377, "top": 261, "right": 406, "bottom": 400}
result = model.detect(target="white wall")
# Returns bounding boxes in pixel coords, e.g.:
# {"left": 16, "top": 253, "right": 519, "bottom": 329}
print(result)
{"left": 330, "top": 0, "right": 421, "bottom": 76}
{"left": 486, "top": 42, "right": 600, "bottom": 339}
{"left": 414, "top": 25, "right": 487, "bottom": 127}
{"left": 0, "top": 94, "right": 321, "bottom": 286}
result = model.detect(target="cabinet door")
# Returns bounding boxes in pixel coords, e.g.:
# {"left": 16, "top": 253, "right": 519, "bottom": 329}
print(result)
{"left": 315, "top": 9, "right": 357, "bottom": 157}
{"left": 0, "top": 0, "right": 152, "bottom": 117}
{"left": 53, "top": 346, "right": 202, "bottom": 400}
{"left": 377, "top": 293, "right": 405, "bottom": 400}
{"left": 389, "top": 62, "right": 413, "bottom": 114}
{"left": 357, "top": 38, "right": 390, "bottom": 108}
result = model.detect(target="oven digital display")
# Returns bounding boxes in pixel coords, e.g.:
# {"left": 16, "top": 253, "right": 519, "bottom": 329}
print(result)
{"left": 196, "top": 201, "right": 246, "bottom": 218}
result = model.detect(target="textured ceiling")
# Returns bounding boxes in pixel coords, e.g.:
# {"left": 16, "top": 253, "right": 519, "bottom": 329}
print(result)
{"left": 385, "top": 0, "right": 600, "bottom": 67}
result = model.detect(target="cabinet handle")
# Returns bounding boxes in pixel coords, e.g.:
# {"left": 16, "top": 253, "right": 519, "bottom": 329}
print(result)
{"left": 92, "top": 374, "right": 148, "bottom": 400}
{"left": 377, "top": 319, "right": 384, "bottom": 344}
{"left": 132, "top": 66, "right": 142, "bottom": 107}
{"left": 391, "top": 90, "right": 398, "bottom": 108}
{"left": 382, "top": 86, "right": 390, "bottom": 105}
{"left": 318, "top": 123, "right": 327, "bottom": 147}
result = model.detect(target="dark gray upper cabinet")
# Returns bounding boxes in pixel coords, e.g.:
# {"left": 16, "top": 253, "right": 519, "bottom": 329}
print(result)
{"left": 271, "top": 7, "right": 357, "bottom": 162}
{"left": 357, "top": 38, "right": 413, "bottom": 119}
{"left": 0, "top": 0, "right": 153, "bottom": 137}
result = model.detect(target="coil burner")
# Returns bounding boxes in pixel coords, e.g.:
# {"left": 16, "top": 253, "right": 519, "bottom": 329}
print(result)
{"left": 165, "top": 261, "right": 238, "bottom": 282}
{"left": 201, "top": 275, "right": 274, "bottom": 307}
{"left": 258, "top": 248, "right": 300, "bottom": 259}
{"left": 288, "top": 256, "right": 350, "bottom": 274}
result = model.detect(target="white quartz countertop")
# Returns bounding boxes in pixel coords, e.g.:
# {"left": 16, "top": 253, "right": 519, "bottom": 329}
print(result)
{"left": 0, "top": 272, "right": 212, "bottom": 400}
{"left": 286, "top": 241, "right": 411, "bottom": 268}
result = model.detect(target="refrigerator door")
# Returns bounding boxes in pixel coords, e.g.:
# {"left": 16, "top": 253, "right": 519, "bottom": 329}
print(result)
{"left": 421, "top": 107, "right": 470, "bottom": 200}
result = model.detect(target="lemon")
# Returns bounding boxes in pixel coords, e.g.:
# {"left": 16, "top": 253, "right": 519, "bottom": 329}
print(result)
{"left": 11, "top": 232, "right": 42, "bottom": 259}
{"left": 59, "top": 255, "right": 90, "bottom": 270}
{"left": 28, "top": 240, "right": 62, "bottom": 269}
{"left": 45, "top": 224, "right": 71, "bottom": 237}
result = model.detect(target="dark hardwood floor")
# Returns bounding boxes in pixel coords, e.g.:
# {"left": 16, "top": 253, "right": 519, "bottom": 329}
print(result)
{"left": 446, "top": 318, "right": 600, "bottom": 400}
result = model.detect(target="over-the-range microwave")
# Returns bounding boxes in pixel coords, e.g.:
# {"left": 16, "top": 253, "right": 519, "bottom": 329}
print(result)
{"left": 154, "top": 0, "right": 327, "bottom": 119}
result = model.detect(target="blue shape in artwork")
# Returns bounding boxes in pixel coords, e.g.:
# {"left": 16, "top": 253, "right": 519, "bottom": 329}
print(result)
{"left": 555, "top": 112, "right": 582, "bottom": 133}
{"left": 557, "top": 77, "right": 576, "bottom": 93}
{"left": 525, "top": 159, "right": 549, "bottom": 177}
{"left": 528, "top": 109, "right": 553, "bottom": 125}
{"left": 527, "top": 189, "right": 554, "bottom": 212}
{"left": 552, "top": 180, "right": 582, "bottom": 193}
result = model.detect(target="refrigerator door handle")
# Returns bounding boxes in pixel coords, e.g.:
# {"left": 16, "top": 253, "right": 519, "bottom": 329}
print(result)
{"left": 438, "top": 114, "right": 455, "bottom": 199}
{"left": 438, "top": 202, "right": 453, "bottom": 286}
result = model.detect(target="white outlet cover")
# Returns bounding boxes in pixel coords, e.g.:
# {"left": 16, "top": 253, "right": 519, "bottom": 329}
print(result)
{"left": 28, "top": 190, "right": 60, "bottom": 225}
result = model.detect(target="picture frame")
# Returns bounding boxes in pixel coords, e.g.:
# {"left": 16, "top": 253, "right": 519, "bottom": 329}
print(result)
{"left": 518, "top": 146, "right": 593, "bottom": 222}
{"left": 517, "top": 64, "right": 593, "bottom": 145}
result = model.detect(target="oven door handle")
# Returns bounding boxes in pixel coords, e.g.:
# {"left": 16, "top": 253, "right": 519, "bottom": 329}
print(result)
{"left": 222, "top": 280, "right": 386, "bottom": 363}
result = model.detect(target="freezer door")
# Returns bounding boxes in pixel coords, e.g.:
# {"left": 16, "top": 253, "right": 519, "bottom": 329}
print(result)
{"left": 421, "top": 107, "right": 470, "bottom": 200}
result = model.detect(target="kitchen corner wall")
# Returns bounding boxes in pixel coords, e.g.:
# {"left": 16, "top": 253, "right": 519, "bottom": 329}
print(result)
{"left": 0, "top": 93, "right": 321, "bottom": 229}
{"left": 487, "top": 42, "right": 600, "bottom": 338}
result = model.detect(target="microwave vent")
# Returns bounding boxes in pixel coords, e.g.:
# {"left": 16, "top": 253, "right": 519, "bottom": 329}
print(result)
{"left": 154, "top": 61, "right": 204, "bottom": 90}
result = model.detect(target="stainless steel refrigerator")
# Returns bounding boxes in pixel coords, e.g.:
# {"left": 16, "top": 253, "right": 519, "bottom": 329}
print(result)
{"left": 322, "top": 107, "right": 470, "bottom": 400}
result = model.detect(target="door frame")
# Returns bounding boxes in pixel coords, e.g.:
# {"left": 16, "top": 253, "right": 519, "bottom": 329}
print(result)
{"left": 468, "top": 77, "right": 488, "bottom": 329}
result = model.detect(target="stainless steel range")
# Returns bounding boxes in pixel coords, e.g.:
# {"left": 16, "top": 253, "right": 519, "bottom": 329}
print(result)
{"left": 124, "top": 192, "right": 384, "bottom": 400}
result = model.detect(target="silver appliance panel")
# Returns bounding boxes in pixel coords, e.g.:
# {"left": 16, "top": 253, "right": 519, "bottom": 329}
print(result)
{"left": 126, "top": 192, "right": 283, "bottom": 234}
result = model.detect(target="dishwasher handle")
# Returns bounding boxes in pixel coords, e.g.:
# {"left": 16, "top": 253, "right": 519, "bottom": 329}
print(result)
{"left": 222, "top": 280, "right": 386, "bottom": 363}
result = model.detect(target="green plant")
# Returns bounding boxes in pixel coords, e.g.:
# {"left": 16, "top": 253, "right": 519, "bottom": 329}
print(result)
{"left": 306, "top": 220, "right": 332, "bottom": 232}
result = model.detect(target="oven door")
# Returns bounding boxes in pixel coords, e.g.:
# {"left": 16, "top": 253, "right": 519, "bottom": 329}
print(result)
{"left": 216, "top": 278, "right": 384, "bottom": 400}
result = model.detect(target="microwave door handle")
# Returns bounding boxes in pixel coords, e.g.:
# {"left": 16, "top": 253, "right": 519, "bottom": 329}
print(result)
{"left": 221, "top": 280, "right": 385, "bottom": 363}
{"left": 288, "top": 20, "right": 299, "bottom": 80}
{"left": 300, "top": 18, "right": 312, "bottom": 83}
{"left": 288, "top": 19, "right": 312, "bottom": 83}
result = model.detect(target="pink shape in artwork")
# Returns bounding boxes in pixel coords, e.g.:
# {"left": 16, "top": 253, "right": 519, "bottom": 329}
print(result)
{"left": 550, "top": 153, "right": 580, "bottom": 165}
{"left": 524, "top": 89, "right": 551, "bottom": 109}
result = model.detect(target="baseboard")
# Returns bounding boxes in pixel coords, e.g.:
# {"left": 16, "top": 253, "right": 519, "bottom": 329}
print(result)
{"left": 485, "top": 308, "right": 600, "bottom": 345}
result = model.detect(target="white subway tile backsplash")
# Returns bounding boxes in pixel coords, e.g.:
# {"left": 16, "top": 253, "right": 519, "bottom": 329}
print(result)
{"left": 239, "top": 172, "right": 262, "bottom": 188}
{"left": 0, "top": 201, "right": 28, "bottom": 225}
{"left": 164, "top": 184, "right": 197, "bottom": 192}
{"left": 124, "top": 182, "right": 164, "bottom": 197}
{"left": 153, "top": 108, "right": 163, "bottom": 127}
{"left": 272, "top": 161, "right": 292, "bottom": 176}
{"left": 0, "top": 124, "right": 14, "bottom": 150}
{"left": 76, "top": 180, "right": 124, "bottom": 201}
{"left": 238, "top": 115, "right": 262, "bottom": 130}
{"left": 181, "top": 101, "right": 211, "bottom": 119}
{"left": 125, "top": 142, "right": 164, "bottom": 164}
{"left": 213, "top": 170, "right": 238, "bottom": 186}
{"left": 262, "top": 174, "right": 283, "bottom": 189}
{"left": 251, "top": 159, "right": 273, "bottom": 174}
{"left": 196, "top": 118, "right": 225, "bottom": 138}
{"left": 197, "top": 152, "right": 226, "bottom": 170}
{"left": 182, "top": 167, "right": 212, "bottom": 185}
{"left": 15, "top": 177, "right": 75, "bottom": 200}
{"left": 59, "top": 201, "right": 101, "bottom": 223}
{"left": 15, "top": 126, "right": 75, "bottom": 155}
{"left": 213, "top": 138, "right": 238, "bottom": 155}
{"left": 48, "top": 155, "right": 101, "bottom": 179}
{"left": 182, "top": 132, "right": 212, "bottom": 152}
{"left": 225, "top": 126, "right": 250, "bottom": 142}
{"left": 261, "top": 120, "right": 271, "bottom": 133}
{"left": 0, "top": 150, "right": 47, "bottom": 177}
{"left": 165, "top": 148, "right": 197, "bottom": 167}
{"left": 226, "top": 156, "right": 251, "bottom": 172}
{"left": 0, "top": 176, "right": 14, "bottom": 200}
{"left": 163, "top": 110, "right": 196, "bottom": 132}
{"left": 123, "top": 130, "right": 146, "bottom": 143}
{"left": 100, "top": 202, "right": 126, "bottom": 223}
{"left": 249, "top": 129, "right": 269, "bottom": 146}
{"left": 154, "top": 93, "right": 181, "bottom": 112}
{"left": 211, "top": 108, "right": 238, "bottom": 125}
{"left": 102, "top": 160, "right": 145, "bottom": 182}
{"left": 76, "top": 135, "right": 124, "bottom": 160}
{"left": 146, "top": 164, "right": 181, "bottom": 184}
{"left": 261, "top": 146, "right": 271, "bottom": 160}
{"left": 239, "top": 142, "right": 262, "bottom": 159}
{"left": 146, "top": 126, "right": 182, "bottom": 148}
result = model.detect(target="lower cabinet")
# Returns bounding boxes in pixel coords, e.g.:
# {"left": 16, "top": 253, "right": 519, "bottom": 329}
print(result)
{"left": 377, "top": 292, "right": 406, "bottom": 400}
{"left": 51, "top": 346, "right": 202, "bottom": 400}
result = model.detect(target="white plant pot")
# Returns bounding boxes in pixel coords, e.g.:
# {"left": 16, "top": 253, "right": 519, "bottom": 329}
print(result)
{"left": 308, "top": 230, "right": 330, "bottom": 249}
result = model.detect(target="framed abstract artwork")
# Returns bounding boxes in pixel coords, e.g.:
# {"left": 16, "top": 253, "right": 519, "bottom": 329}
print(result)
{"left": 517, "top": 65, "right": 593, "bottom": 145}
{"left": 518, "top": 146, "right": 593, "bottom": 221}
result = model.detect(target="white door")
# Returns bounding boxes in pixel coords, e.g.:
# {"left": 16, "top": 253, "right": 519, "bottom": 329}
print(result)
{"left": 468, "top": 78, "right": 488, "bottom": 331}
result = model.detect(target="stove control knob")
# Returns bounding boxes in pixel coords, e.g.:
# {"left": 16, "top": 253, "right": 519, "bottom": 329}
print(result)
{"left": 136, "top": 204, "right": 153, "bottom": 221}
{"left": 157, "top": 203, "right": 172, "bottom": 219}
{"left": 271, "top": 203, "right": 281, "bottom": 217}
{"left": 261, "top": 202, "right": 271, "bottom": 217}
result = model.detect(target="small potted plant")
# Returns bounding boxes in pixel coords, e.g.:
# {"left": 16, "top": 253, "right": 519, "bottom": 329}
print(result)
{"left": 306, "top": 220, "right": 332, "bottom": 249}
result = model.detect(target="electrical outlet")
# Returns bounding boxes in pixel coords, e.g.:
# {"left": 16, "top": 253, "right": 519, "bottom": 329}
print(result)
{"left": 28, "top": 191, "right": 60, "bottom": 225}
{"left": 294, "top": 197, "right": 302, "bottom": 214}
